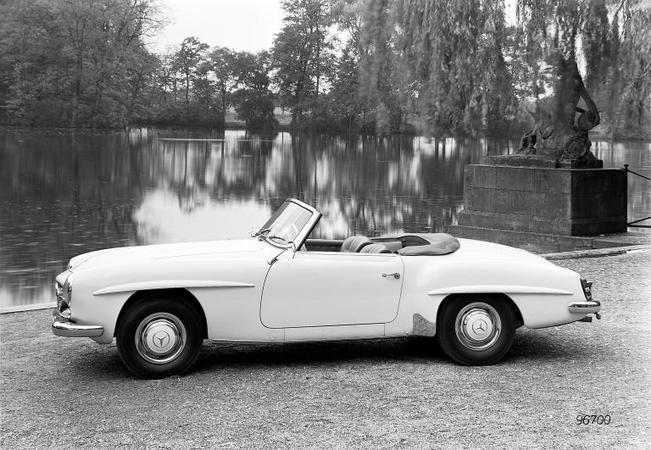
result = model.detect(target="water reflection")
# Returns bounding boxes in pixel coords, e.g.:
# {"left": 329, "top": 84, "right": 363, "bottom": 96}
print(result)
{"left": 1, "top": 128, "right": 649, "bottom": 307}
{"left": 134, "top": 193, "right": 270, "bottom": 243}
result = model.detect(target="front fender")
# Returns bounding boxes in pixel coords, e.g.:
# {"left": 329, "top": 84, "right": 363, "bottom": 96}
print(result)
{"left": 68, "top": 255, "right": 271, "bottom": 343}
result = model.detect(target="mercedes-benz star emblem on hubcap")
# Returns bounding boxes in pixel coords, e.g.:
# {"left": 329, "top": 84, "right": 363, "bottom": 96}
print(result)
{"left": 473, "top": 321, "right": 486, "bottom": 333}
{"left": 152, "top": 331, "right": 171, "bottom": 348}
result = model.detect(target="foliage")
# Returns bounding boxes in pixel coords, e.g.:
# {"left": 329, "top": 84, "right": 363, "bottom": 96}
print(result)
{"left": 600, "top": 0, "right": 651, "bottom": 138}
{"left": 0, "top": 0, "right": 648, "bottom": 137}
{"left": 231, "top": 51, "right": 279, "bottom": 133}
{"left": 515, "top": 0, "right": 651, "bottom": 138}
{"left": 0, "top": 0, "right": 160, "bottom": 128}
{"left": 357, "top": 0, "right": 517, "bottom": 136}
{"left": 209, "top": 47, "right": 239, "bottom": 127}
{"left": 272, "top": 0, "right": 335, "bottom": 128}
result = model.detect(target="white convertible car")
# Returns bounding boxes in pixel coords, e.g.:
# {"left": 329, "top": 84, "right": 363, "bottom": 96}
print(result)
{"left": 52, "top": 198, "right": 601, "bottom": 378}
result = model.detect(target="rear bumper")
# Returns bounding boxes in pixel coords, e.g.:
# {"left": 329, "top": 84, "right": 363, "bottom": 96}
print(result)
{"left": 52, "top": 310, "right": 104, "bottom": 337}
{"left": 568, "top": 300, "right": 601, "bottom": 315}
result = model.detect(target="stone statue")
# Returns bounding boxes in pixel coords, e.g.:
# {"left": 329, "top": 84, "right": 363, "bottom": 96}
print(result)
{"left": 517, "top": 65, "right": 602, "bottom": 168}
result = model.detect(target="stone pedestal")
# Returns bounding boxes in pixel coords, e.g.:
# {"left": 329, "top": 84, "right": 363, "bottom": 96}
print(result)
{"left": 455, "top": 164, "right": 627, "bottom": 236}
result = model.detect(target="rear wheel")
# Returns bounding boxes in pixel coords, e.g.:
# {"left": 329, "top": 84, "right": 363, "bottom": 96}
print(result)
{"left": 437, "top": 297, "right": 515, "bottom": 365}
{"left": 116, "top": 296, "right": 203, "bottom": 378}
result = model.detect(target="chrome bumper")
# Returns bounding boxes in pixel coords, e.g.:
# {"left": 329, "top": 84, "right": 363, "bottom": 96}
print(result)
{"left": 568, "top": 300, "right": 601, "bottom": 315}
{"left": 52, "top": 310, "right": 104, "bottom": 337}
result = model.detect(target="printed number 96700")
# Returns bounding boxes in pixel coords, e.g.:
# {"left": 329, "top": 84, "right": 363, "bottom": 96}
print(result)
{"left": 576, "top": 414, "right": 611, "bottom": 425}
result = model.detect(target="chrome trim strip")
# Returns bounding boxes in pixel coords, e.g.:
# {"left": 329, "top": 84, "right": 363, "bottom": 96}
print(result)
{"left": 287, "top": 198, "right": 322, "bottom": 250}
{"left": 92, "top": 280, "right": 255, "bottom": 296}
{"left": 568, "top": 300, "right": 601, "bottom": 314}
{"left": 52, "top": 311, "right": 104, "bottom": 337}
{"left": 428, "top": 285, "right": 573, "bottom": 296}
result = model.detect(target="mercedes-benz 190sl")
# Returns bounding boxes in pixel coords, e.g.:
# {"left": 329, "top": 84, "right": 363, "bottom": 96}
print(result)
{"left": 52, "top": 198, "right": 601, "bottom": 378}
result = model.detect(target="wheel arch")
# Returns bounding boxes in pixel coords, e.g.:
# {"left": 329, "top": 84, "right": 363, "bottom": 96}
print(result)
{"left": 116, "top": 288, "right": 208, "bottom": 338}
{"left": 437, "top": 293, "right": 524, "bottom": 330}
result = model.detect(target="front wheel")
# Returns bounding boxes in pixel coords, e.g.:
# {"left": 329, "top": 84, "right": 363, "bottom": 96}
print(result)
{"left": 116, "top": 297, "right": 203, "bottom": 378}
{"left": 437, "top": 297, "right": 515, "bottom": 365}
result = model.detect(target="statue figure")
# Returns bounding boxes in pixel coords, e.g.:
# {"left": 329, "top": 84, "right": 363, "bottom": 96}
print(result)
{"left": 517, "top": 64, "right": 602, "bottom": 168}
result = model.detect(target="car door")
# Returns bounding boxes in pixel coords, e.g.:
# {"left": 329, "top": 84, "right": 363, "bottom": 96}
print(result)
{"left": 260, "top": 250, "right": 404, "bottom": 328}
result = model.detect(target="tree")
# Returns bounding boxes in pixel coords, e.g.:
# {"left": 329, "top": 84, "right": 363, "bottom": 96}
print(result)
{"left": 0, "top": 0, "right": 160, "bottom": 128}
{"left": 358, "top": 0, "right": 405, "bottom": 134}
{"left": 172, "top": 37, "right": 209, "bottom": 117}
{"left": 125, "top": 46, "right": 160, "bottom": 123}
{"left": 600, "top": 0, "right": 651, "bottom": 137}
{"left": 272, "top": 0, "right": 334, "bottom": 128}
{"left": 209, "top": 47, "right": 239, "bottom": 127}
{"left": 231, "top": 51, "right": 278, "bottom": 133}
{"left": 325, "top": 0, "right": 367, "bottom": 132}
{"left": 516, "top": 0, "right": 651, "bottom": 143}
{"left": 326, "top": 43, "right": 364, "bottom": 133}
{"left": 359, "top": 0, "right": 516, "bottom": 136}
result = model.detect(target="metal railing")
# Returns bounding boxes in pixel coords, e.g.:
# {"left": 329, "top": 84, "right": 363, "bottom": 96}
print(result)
{"left": 624, "top": 164, "right": 651, "bottom": 228}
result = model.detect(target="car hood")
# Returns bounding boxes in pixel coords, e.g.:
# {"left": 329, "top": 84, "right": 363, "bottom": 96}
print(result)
{"left": 68, "top": 238, "right": 265, "bottom": 272}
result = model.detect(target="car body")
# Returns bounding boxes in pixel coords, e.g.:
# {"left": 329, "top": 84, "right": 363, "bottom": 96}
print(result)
{"left": 52, "top": 198, "right": 601, "bottom": 378}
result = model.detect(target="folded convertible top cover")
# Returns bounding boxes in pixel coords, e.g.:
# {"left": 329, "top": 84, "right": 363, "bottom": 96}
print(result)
{"left": 397, "top": 233, "right": 460, "bottom": 256}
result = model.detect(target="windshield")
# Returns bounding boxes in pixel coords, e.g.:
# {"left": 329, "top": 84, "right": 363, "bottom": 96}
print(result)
{"left": 257, "top": 201, "right": 313, "bottom": 245}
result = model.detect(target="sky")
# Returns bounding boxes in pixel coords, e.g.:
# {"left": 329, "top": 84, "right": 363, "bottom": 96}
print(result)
{"left": 149, "top": 0, "right": 285, "bottom": 53}
{"left": 148, "top": 1, "right": 518, "bottom": 54}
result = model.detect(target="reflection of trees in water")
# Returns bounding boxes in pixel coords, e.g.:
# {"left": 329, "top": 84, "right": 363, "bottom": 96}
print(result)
{"left": 1, "top": 131, "right": 153, "bottom": 305}
{"left": 150, "top": 132, "right": 513, "bottom": 237}
{"left": 1, "top": 128, "right": 516, "bottom": 306}
{"left": 593, "top": 141, "right": 651, "bottom": 225}
{"left": 284, "top": 134, "right": 494, "bottom": 237}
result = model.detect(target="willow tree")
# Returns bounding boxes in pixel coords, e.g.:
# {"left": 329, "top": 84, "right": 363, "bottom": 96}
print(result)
{"left": 358, "top": 0, "right": 405, "bottom": 134}
{"left": 397, "top": 0, "right": 514, "bottom": 135}
{"left": 516, "top": 0, "right": 651, "bottom": 150}
{"left": 612, "top": 0, "right": 651, "bottom": 137}
{"left": 359, "top": 0, "right": 515, "bottom": 135}
{"left": 589, "top": 0, "right": 651, "bottom": 138}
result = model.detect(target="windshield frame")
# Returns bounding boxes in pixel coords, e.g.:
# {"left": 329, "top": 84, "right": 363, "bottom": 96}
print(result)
{"left": 256, "top": 199, "right": 321, "bottom": 250}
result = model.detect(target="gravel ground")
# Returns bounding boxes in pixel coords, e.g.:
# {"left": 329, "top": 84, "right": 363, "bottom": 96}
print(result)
{"left": 1, "top": 249, "right": 650, "bottom": 449}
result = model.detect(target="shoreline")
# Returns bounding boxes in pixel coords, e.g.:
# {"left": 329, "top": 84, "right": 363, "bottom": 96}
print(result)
{"left": 3, "top": 125, "right": 650, "bottom": 142}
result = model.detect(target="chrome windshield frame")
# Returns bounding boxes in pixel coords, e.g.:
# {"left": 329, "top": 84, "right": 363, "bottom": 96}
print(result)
{"left": 258, "top": 198, "right": 321, "bottom": 251}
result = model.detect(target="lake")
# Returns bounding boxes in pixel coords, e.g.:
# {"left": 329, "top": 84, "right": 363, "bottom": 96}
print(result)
{"left": 1, "top": 128, "right": 649, "bottom": 308}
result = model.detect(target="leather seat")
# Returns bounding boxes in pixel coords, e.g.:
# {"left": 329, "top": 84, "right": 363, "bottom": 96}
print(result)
{"left": 340, "top": 235, "right": 373, "bottom": 253}
{"left": 359, "top": 243, "right": 392, "bottom": 254}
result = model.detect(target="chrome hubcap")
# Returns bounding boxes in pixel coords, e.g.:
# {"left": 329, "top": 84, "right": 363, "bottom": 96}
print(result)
{"left": 455, "top": 302, "right": 502, "bottom": 351}
{"left": 135, "top": 313, "right": 186, "bottom": 364}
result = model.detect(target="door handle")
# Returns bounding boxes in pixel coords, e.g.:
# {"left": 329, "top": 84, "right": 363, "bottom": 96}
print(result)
{"left": 382, "top": 272, "right": 400, "bottom": 279}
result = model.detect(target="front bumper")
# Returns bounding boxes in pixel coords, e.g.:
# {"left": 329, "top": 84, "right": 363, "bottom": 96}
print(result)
{"left": 568, "top": 300, "right": 601, "bottom": 315}
{"left": 52, "top": 310, "right": 104, "bottom": 337}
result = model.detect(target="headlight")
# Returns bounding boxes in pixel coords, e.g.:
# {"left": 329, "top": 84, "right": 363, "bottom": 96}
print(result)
{"left": 66, "top": 278, "right": 72, "bottom": 304}
{"left": 580, "top": 278, "right": 593, "bottom": 301}
{"left": 55, "top": 273, "right": 73, "bottom": 312}
{"left": 55, "top": 281, "right": 68, "bottom": 312}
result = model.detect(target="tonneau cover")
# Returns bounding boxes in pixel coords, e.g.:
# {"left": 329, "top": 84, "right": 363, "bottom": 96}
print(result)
{"left": 396, "top": 233, "right": 460, "bottom": 256}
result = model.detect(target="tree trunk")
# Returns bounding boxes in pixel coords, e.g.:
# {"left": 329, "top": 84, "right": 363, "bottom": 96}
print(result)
{"left": 220, "top": 82, "right": 226, "bottom": 128}
{"left": 72, "top": 49, "right": 83, "bottom": 128}
{"left": 185, "top": 70, "right": 190, "bottom": 117}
